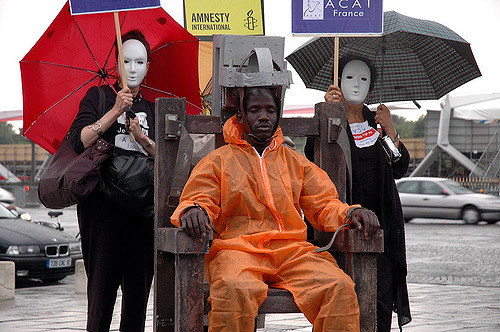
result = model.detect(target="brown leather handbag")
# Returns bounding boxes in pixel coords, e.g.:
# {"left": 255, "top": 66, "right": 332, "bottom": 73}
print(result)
{"left": 38, "top": 87, "right": 113, "bottom": 208}
{"left": 38, "top": 136, "right": 113, "bottom": 208}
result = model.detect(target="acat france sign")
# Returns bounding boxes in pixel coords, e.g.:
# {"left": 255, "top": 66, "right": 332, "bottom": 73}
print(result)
{"left": 292, "top": 0, "right": 383, "bottom": 35}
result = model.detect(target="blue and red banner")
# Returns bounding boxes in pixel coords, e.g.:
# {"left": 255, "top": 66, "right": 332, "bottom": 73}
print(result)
{"left": 69, "top": 0, "right": 161, "bottom": 15}
{"left": 292, "top": 0, "right": 383, "bottom": 35}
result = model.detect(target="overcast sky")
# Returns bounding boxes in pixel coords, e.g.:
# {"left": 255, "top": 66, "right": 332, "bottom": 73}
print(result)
{"left": 1, "top": 0, "right": 499, "bottom": 125}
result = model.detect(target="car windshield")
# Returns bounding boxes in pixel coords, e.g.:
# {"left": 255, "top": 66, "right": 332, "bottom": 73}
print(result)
{"left": 0, "top": 203, "right": 18, "bottom": 219}
{"left": 443, "top": 180, "right": 474, "bottom": 194}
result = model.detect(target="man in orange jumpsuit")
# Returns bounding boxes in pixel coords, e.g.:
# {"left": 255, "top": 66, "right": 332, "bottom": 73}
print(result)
{"left": 171, "top": 86, "right": 379, "bottom": 331}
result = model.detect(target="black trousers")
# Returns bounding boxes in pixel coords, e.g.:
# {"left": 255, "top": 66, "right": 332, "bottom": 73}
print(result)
{"left": 377, "top": 252, "right": 396, "bottom": 332}
{"left": 78, "top": 191, "right": 154, "bottom": 332}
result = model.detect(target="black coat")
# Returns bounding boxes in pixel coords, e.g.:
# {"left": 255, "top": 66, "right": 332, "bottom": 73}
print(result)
{"left": 305, "top": 105, "right": 411, "bottom": 327}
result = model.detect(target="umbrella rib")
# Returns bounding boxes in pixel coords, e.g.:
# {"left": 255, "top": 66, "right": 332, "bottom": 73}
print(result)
{"left": 151, "top": 39, "right": 198, "bottom": 53}
{"left": 20, "top": 60, "right": 101, "bottom": 76}
{"left": 72, "top": 15, "right": 106, "bottom": 76}
{"left": 24, "top": 76, "right": 100, "bottom": 136}
{"left": 141, "top": 85, "right": 205, "bottom": 113}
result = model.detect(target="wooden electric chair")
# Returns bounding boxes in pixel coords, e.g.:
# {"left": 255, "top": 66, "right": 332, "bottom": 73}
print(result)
{"left": 153, "top": 95, "right": 383, "bottom": 331}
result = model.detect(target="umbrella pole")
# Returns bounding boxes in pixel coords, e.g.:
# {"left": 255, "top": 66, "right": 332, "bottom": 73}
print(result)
{"left": 114, "top": 12, "right": 128, "bottom": 89}
{"left": 333, "top": 37, "right": 339, "bottom": 86}
{"left": 379, "top": 36, "right": 386, "bottom": 105}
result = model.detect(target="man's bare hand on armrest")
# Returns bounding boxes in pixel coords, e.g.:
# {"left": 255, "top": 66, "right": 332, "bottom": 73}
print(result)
{"left": 348, "top": 207, "right": 380, "bottom": 240}
{"left": 180, "top": 207, "right": 211, "bottom": 240}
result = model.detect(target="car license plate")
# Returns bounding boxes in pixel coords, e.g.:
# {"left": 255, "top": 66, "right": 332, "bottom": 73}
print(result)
{"left": 47, "top": 258, "right": 72, "bottom": 268}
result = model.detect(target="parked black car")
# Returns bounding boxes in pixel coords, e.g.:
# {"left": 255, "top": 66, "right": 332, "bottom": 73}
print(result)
{"left": 0, "top": 204, "right": 82, "bottom": 282}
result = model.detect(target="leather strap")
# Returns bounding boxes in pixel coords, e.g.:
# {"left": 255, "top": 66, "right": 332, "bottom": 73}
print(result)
{"left": 167, "top": 124, "right": 194, "bottom": 207}
{"left": 337, "top": 125, "right": 353, "bottom": 203}
{"left": 329, "top": 119, "right": 353, "bottom": 203}
{"left": 97, "top": 87, "right": 105, "bottom": 116}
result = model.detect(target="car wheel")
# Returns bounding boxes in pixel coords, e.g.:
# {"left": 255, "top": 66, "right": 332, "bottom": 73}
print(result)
{"left": 486, "top": 220, "right": 498, "bottom": 225}
{"left": 462, "top": 206, "right": 480, "bottom": 224}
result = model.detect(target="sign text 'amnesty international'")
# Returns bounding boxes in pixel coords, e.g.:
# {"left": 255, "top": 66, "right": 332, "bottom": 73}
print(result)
{"left": 191, "top": 12, "right": 231, "bottom": 31}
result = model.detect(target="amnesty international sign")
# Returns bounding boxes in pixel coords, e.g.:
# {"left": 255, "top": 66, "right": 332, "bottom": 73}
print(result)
{"left": 184, "top": 0, "right": 265, "bottom": 38}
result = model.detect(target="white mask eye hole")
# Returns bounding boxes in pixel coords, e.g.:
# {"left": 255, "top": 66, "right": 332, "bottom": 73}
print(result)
{"left": 345, "top": 75, "right": 353, "bottom": 79}
{"left": 361, "top": 77, "right": 368, "bottom": 81}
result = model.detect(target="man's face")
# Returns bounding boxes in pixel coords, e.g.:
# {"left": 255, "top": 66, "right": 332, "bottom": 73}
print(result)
{"left": 341, "top": 60, "right": 371, "bottom": 105}
{"left": 118, "top": 39, "right": 149, "bottom": 88}
{"left": 240, "top": 89, "right": 279, "bottom": 141}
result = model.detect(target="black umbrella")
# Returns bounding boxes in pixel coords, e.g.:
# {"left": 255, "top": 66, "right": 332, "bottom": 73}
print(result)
{"left": 286, "top": 11, "right": 481, "bottom": 105}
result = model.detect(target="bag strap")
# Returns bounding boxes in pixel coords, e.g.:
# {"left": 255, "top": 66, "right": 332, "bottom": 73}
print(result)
{"left": 97, "top": 87, "right": 106, "bottom": 117}
{"left": 167, "top": 124, "right": 194, "bottom": 207}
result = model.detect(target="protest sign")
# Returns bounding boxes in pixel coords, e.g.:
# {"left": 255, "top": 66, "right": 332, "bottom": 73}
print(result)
{"left": 184, "top": 0, "right": 265, "bottom": 39}
{"left": 69, "top": 0, "right": 161, "bottom": 15}
{"left": 292, "top": 0, "right": 383, "bottom": 35}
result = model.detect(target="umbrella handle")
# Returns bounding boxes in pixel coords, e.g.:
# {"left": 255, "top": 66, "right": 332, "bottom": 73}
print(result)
{"left": 114, "top": 12, "right": 128, "bottom": 89}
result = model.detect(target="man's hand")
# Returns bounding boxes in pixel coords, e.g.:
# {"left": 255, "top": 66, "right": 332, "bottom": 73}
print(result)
{"left": 180, "top": 207, "right": 211, "bottom": 240}
{"left": 348, "top": 207, "right": 380, "bottom": 240}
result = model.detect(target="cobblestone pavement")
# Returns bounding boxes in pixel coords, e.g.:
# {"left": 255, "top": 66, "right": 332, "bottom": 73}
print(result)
{"left": 405, "top": 221, "right": 500, "bottom": 288}
{"left": 0, "top": 207, "right": 499, "bottom": 331}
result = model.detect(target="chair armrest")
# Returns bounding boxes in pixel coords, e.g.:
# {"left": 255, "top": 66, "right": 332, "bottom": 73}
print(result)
{"left": 157, "top": 227, "right": 211, "bottom": 254}
{"left": 330, "top": 228, "right": 384, "bottom": 253}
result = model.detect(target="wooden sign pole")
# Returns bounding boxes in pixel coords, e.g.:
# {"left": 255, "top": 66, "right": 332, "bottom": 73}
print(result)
{"left": 114, "top": 12, "right": 128, "bottom": 89}
{"left": 333, "top": 37, "right": 339, "bottom": 86}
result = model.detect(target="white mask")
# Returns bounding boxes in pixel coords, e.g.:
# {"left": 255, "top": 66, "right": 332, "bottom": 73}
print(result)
{"left": 117, "top": 39, "right": 149, "bottom": 88}
{"left": 341, "top": 60, "right": 371, "bottom": 105}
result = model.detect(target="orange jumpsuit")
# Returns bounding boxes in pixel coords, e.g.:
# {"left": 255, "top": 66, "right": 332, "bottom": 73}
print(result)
{"left": 171, "top": 115, "right": 360, "bottom": 331}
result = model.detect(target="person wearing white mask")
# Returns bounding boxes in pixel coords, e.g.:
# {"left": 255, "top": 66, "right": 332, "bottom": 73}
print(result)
{"left": 305, "top": 56, "right": 412, "bottom": 331}
{"left": 68, "top": 30, "right": 155, "bottom": 332}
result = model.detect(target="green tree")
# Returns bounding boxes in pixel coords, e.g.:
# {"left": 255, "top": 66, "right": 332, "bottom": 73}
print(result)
{"left": 0, "top": 122, "right": 29, "bottom": 144}
{"left": 392, "top": 114, "right": 427, "bottom": 138}
{"left": 412, "top": 115, "right": 426, "bottom": 138}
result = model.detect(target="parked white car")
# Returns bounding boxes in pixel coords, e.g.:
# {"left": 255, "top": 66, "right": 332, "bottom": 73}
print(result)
{"left": 0, "top": 187, "right": 15, "bottom": 204}
{"left": 396, "top": 177, "right": 500, "bottom": 224}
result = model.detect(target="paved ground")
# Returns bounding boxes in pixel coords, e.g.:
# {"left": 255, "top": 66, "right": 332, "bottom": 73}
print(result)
{"left": 1, "top": 207, "right": 499, "bottom": 331}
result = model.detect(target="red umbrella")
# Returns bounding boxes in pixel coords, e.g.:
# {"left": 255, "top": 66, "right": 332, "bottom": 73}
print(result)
{"left": 20, "top": 1, "right": 202, "bottom": 154}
